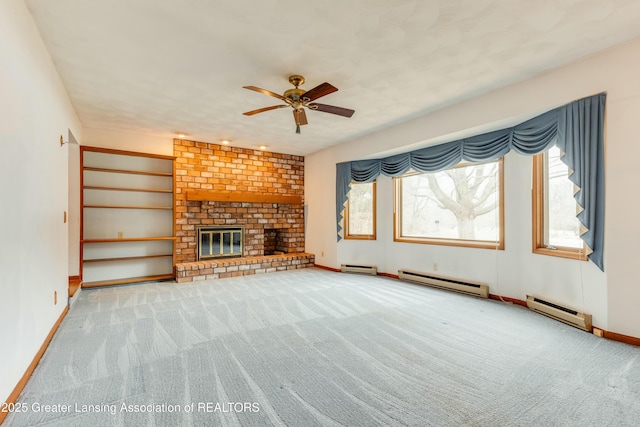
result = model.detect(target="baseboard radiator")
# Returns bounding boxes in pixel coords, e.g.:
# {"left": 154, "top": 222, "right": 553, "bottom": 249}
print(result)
{"left": 341, "top": 264, "right": 378, "bottom": 275}
{"left": 526, "top": 295, "right": 592, "bottom": 332}
{"left": 397, "top": 269, "right": 489, "bottom": 298}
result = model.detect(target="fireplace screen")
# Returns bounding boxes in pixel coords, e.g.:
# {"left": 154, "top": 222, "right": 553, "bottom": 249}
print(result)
{"left": 197, "top": 227, "right": 244, "bottom": 260}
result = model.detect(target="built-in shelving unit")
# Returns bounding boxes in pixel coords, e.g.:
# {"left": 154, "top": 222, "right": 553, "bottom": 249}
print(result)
{"left": 81, "top": 147, "right": 176, "bottom": 287}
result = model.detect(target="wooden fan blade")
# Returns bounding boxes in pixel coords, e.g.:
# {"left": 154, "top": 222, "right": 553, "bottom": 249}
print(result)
{"left": 308, "top": 103, "right": 355, "bottom": 118}
{"left": 243, "top": 86, "right": 289, "bottom": 102}
{"left": 243, "top": 105, "right": 288, "bottom": 116}
{"left": 301, "top": 82, "right": 338, "bottom": 102}
{"left": 293, "top": 109, "right": 308, "bottom": 125}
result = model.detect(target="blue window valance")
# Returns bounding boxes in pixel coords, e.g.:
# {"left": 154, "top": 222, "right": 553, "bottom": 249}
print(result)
{"left": 336, "top": 93, "right": 606, "bottom": 271}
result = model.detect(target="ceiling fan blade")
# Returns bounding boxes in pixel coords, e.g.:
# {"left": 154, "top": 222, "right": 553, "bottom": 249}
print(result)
{"left": 243, "top": 86, "right": 289, "bottom": 102}
{"left": 293, "top": 109, "right": 308, "bottom": 126}
{"left": 243, "top": 105, "right": 288, "bottom": 116}
{"left": 301, "top": 82, "right": 338, "bottom": 102}
{"left": 308, "top": 103, "right": 355, "bottom": 118}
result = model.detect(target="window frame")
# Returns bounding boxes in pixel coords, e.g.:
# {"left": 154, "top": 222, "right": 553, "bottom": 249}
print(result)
{"left": 393, "top": 158, "right": 505, "bottom": 250}
{"left": 532, "top": 151, "right": 588, "bottom": 261}
{"left": 344, "top": 181, "right": 377, "bottom": 240}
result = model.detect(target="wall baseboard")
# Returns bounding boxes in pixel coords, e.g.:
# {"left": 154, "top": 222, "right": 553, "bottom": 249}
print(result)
{"left": 314, "top": 264, "right": 400, "bottom": 279}
{"left": 602, "top": 329, "right": 640, "bottom": 347}
{"left": 68, "top": 276, "right": 81, "bottom": 298}
{"left": 313, "top": 264, "right": 341, "bottom": 272}
{"left": 489, "top": 294, "right": 528, "bottom": 307}
{"left": 0, "top": 306, "right": 69, "bottom": 426}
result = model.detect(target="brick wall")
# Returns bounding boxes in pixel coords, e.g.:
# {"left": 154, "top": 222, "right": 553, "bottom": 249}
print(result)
{"left": 174, "top": 139, "right": 305, "bottom": 264}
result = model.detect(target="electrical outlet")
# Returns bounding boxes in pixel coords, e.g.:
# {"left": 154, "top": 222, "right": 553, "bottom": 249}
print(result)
{"left": 64, "top": 211, "right": 67, "bottom": 223}
{"left": 117, "top": 231, "right": 124, "bottom": 239}
{"left": 54, "top": 291, "right": 57, "bottom": 305}
{"left": 433, "top": 263, "right": 438, "bottom": 272}
{"left": 321, "top": 251, "right": 324, "bottom": 257}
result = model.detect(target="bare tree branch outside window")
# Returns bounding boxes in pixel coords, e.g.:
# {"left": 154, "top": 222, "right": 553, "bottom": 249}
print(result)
{"left": 346, "top": 182, "right": 375, "bottom": 237}
{"left": 399, "top": 161, "right": 500, "bottom": 242}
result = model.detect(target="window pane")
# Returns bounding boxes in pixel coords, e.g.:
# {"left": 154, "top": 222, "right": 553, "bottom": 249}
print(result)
{"left": 347, "top": 182, "right": 374, "bottom": 236}
{"left": 233, "top": 231, "right": 242, "bottom": 254}
{"left": 222, "top": 232, "right": 231, "bottom": 254}
{"left": 201, "top": 233, "right": 211, "bottom": 257}
{"left": 399, "top": 161, "right": 500, "bottom": 242}
{"left": 212, "top": 233, "right": 221, "bottom": 254}
{"left": 546, "top": 146, "right": 582, "bottom": 249}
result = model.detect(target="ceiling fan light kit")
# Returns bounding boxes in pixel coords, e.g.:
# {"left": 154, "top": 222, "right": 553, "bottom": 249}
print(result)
{"left": 243, "top": 75, "right": 355, "bottom": 134}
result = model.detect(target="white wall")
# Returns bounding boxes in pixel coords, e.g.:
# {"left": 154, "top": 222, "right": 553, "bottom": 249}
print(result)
{"left": 83, "top": 127, "right": 173, "bottom": 156}
{"left": 0, "top": 0, "right": 82, "bottom": 404}
{"left": 305, "top": 37, "right": 640, "bottom": 337}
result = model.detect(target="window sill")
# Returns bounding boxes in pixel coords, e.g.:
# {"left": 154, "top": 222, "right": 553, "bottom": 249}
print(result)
{"left": 533, "top": 247, "right": 588, "bottom": 261}
{"left": 344, "top": 235, "right": 376, "bottom": 241}
{"left": 394, "top": 236, "right": 504, "bottom": 250}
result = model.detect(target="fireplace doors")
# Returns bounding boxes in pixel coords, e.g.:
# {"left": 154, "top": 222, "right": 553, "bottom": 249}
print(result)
{"left": 197, "top": 226, "right": 243, "bottom": 260}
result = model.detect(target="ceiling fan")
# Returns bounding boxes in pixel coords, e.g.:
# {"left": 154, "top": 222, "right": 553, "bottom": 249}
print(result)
{"left": 242, "top": 75, "right": 355, "bottom": 134}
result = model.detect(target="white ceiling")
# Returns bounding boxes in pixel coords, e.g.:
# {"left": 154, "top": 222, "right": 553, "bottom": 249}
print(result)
{"left": 25, "top": 0, "right": 640, "bottom": 156}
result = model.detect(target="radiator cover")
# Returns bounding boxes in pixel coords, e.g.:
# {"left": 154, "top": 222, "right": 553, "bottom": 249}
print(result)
{"left": 398, "top": 269, "right": 489, "bottom": 298}
{"left": 526, "top": 295, "right": 592, "bottom": 332}
{"left": 341, "top": 264, "right": 378, "bottom": 275}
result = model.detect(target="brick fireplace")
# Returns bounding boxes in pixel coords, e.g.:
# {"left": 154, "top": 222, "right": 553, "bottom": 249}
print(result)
{"left": 174, "top": 139, "right": 307, "bottom": 266}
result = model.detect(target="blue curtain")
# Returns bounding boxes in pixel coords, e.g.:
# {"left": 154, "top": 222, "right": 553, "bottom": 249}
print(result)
{"left": 336, "top": 93, "right": 606, "bottom": 271}
{"left": 556, "top": 94, "right": 606, "bottom": 270}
